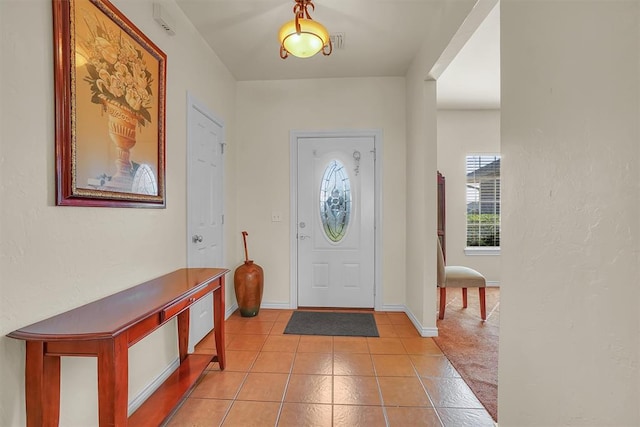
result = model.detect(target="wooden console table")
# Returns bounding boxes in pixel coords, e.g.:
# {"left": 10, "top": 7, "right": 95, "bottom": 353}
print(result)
{"left": 7, "top": 268, "right": 228, "bottom": 427}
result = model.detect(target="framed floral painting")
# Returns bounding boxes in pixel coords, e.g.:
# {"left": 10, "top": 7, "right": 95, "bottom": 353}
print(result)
{"left": 53, "top": 0, "right": 166, "bottom": 207}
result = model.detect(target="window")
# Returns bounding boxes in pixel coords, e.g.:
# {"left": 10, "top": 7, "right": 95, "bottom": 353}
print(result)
{"left": 466, "top": 155, "right": 500, "bottom": 249}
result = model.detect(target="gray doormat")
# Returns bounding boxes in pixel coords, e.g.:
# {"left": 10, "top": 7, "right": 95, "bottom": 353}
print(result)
{"left": 284, "top": 311, "right": 379, "bottom": 337}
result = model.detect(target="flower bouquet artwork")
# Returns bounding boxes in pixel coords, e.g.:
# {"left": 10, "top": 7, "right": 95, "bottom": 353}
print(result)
{"left": 79, "top": 14, "right": 154, "bottom": 191}
{"left": 54, "top": 0, "right": 166, "bottom": 207}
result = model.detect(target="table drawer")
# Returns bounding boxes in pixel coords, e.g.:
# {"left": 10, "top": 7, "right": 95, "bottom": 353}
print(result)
{"left": 160, "top": 285, "right": 212, "bottom": 322}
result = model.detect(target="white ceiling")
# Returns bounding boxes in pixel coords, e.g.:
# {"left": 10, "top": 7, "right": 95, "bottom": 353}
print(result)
{"left": 174, "top": 0, "right": 500, "bottom": 109}
{"left": 437, "top": 2, "right": 500, "bottom": 109}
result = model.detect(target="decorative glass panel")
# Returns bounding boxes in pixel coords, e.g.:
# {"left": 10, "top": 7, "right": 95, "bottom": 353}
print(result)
{"left": 320, "top": 160, "right": 351, "bottom": 242}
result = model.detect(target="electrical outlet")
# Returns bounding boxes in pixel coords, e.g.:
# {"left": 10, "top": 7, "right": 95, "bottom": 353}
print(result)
{"left": 271, "top": 212, "right": 283, "bottom": 222}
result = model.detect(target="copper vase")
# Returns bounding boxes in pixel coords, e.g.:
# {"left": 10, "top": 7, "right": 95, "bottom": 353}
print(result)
{"left": 234, "top": 260, "right": 264, "bottom": 317}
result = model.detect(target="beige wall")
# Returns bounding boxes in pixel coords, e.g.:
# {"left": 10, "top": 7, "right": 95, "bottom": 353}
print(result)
{"left": 404, "top": 75, "right": 439, "bottom": 332}
{"left": 235, "top": 77, "right": 407, "bottom": 307}
{"left": 6, "top": 0, "right": 638, "bottom": 425}
{"left": 499, "top": 1, "right": 640, "bottom": 425}
{"left": 0, "top": 0, "right": 237, "bottom": 425}
{"left": 404, "top": 0, "right": 477, "bottom": 334}
{"left": 437, "top": 109, "right": 501, "bottom": 283}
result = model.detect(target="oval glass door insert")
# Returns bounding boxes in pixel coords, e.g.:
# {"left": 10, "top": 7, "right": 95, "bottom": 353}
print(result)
{"left": 320, "top": 160, "right": 351, "bottom": 242}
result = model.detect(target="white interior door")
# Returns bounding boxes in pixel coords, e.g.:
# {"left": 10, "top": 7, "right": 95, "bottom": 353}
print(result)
{"left": 297, "top": 136, "right": 375, "bottom": 308}
{"left": 187, "top": 96, "right": 224, "bottom": 351}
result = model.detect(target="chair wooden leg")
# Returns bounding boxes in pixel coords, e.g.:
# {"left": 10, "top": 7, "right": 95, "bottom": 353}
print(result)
{"left": 462, "top": 288, "right": 468, "bottom": 308}
{"left": 479, "top": 287, "right": 486, "bottom": 320}
{"left": 438, "top": 287, "right": 446, "bottom": 320}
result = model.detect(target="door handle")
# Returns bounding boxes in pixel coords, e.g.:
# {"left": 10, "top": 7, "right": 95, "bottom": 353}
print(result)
{"left": 192, "top": 235, "right": 203, "bottom": 243}
{"left": 299, "top": 234, "right": 311, "bottom": 240}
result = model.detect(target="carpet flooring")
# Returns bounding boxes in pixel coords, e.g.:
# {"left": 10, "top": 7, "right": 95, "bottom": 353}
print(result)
{"left": 433, "top": 287, "right": 500, "bottom": 422}
{"left": 283, "top": 311, "right": 380, "bottom": 337}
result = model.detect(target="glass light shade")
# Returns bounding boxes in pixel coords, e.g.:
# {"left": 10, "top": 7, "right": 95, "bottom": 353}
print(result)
{"left": 279, "top": 18, "right": 329, "bottom": 58}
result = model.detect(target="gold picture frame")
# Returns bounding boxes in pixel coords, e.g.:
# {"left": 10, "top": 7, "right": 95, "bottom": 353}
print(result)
{"left": 54, "top": 0, "right": 166, "bottom": 207}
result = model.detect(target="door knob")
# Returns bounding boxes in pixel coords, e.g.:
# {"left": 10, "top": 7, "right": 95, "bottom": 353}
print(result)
{"left": 192, "top": 235, "right": 203, "bottom": 243}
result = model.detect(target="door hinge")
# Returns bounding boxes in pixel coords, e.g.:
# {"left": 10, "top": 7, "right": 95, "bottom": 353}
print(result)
{"left": 370, "top": 148, "right": 376, "bottom": 161}
{"left": 221, "top": 214, "right": 224, "bottom": 225}
{"left": 220, "top": 142, "right": 227, "bottom": 154}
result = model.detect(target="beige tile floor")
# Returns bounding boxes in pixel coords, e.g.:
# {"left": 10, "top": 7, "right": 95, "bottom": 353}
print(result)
{"left": 164, "top": 309, "right": 495, "bottom": 427}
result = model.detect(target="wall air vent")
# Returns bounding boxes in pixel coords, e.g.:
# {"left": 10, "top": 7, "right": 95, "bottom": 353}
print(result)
{"left": 153, "top": 3, "right": 176, "bottom": 36}
{"left": 330, "top": 32, "right": 345, "bottom": 49}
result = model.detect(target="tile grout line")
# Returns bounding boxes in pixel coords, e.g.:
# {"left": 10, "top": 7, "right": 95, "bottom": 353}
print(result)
{"left": 175, "top": 309, "right": 495, "bottom": 426}
{"left": 331, "top": 336, "right": 335, "bottom": 427}
{"left": 369, "top": 318, "right": 394, "bottom": 427}
{"left": 410, "top": 343, "right": 446, "bottom": 427}
{"left": 486, "top": 301, "right": 500, "bottom": 320}
{"left": 220, "top": 322, "right": 270, "bottom": 426}
{"left": 273, "top": 329, "right": 300, "bottom": 426}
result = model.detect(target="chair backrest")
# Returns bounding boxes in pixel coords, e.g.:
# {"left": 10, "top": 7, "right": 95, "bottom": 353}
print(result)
{"left": 436, "top": 238, "right": 445, "bottom": 287}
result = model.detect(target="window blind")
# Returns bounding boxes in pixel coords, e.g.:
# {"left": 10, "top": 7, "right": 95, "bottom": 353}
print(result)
{"left": 466, "top": 155, "right": 500, "bottom": 247}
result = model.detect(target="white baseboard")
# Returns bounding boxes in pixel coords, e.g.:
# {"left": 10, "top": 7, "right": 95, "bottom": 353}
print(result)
{"left": 128, "top": 357, "right": 180, "bottom": 416}
{"left": 129, "top": 299, "right": 443, "bottom": 417}
{"left": 226, "top": 302, "right": 238, "bottom": 319}
{"left": 380, "top": 304, "right": 406, "bottom": 312}
{"left": 261, "top": 302, "right": 293, "bottom": 310}
{"left": 128, "top": 301, "right": 256, "bottom": 416}
{"left": 381, "top": 304, "right": 438, "bottom": 337}
{"left": 403, "top": 307, "right": 438, "bottom": 337}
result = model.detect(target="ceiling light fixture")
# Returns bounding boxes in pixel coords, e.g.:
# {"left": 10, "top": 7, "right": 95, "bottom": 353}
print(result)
{"left": 279, "top": 0, "right": 332, "bottom": 59}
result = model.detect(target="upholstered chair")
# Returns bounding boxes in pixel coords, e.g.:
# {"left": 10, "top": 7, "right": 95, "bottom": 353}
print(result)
{"left": 437, "top": 239, "right": 487, "bottom": 320}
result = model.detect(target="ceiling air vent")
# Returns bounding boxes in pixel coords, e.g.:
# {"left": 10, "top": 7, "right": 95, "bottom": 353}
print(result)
{"left": 330, "top": 33, "right": 345, "bottom": 49}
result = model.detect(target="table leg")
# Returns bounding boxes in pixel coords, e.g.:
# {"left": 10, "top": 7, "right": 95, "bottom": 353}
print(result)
{"left": 213, "top": 277, "right": 226, "bottom": 370}
{"left": 25, "top": 341, "right": 60, "bottom": 427}
{"left": 97, "top": 336, "right": 128, "bottom": 426}
{"left": 177, "top": 309, "right": 190, "bottom": 362}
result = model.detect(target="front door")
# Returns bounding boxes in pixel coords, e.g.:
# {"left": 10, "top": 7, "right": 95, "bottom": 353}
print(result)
{"left": 297, "top": 135, "right": 375, "bottom": 308}
{"left": 187, "top": 96, "right": 224, "bottom": 351}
